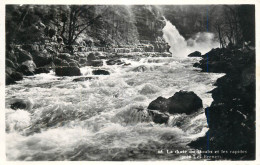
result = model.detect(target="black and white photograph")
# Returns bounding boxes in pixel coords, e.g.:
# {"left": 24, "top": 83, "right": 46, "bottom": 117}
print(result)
{"left": 2, "top": 1, "right": 258, "bottom": 162}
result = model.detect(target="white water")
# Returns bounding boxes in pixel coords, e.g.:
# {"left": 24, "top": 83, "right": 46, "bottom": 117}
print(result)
{"left": 5, "top": 20, "right": 224, "bottom": 161}
{"left": 163, "top": 18, "right": 219, "bottom": 58}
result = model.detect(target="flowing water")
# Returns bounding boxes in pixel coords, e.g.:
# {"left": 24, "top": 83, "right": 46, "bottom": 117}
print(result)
{"left": 5, "top": 19, "right": 224, "bottom": 161}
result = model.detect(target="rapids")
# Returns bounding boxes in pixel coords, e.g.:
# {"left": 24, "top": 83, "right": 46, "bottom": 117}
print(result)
{"left": 5, "top": 56, "right": 224, "bottom": 160}
{"left": 5, "top": 18, "right": 223, "bottom": 161}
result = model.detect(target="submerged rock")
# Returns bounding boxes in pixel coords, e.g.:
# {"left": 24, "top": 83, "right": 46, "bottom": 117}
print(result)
{"left": 113, "top": 106, "right": 152, "bottom": 125}
{"left": 73, "top": 77, "right": 98, "bottom": 82}
{"left": 92, "top": 69, "right": 110, "bottom": 75}
{"left": 132, "top": 65, "right": 148, "bottom": 72}
{"left": 10, "top": 98, "right": 34, "bottom": 110}
{"left": 147, "top": 110, "right": 169, "bottom": 124}
{"left": 148, "top": 91, "right": 203, "bottom": 115}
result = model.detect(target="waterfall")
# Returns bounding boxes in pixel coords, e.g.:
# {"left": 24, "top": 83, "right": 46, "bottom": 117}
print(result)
{"left": 162, "top": 17, "right": 219, "bottom": 58}
{"left": 162, "top": 17, "right": 187, "bottom": 58}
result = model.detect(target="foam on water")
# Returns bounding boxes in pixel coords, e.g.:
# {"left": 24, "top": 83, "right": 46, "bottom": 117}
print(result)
{"left": 5, "top": 18, "right": 224, "bottom": 160}
{"left": 5, "top": 56, "right": 224, "bottom": 160}
{"left": 162, "top": 17, "right": 219, "bottom": 58}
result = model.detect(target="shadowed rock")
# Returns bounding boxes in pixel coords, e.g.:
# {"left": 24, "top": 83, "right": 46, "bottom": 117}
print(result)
{"left": 188, "top": 51, "right": 201, "bottom": 57}
{"left": 148, "top": 91, "right": 203, "bottom": 115}
{"left": 92, "top": 69, "right": 110, "bottom": 75}
{"left": 55, "top": 66, "right": 81, "bottom": 76}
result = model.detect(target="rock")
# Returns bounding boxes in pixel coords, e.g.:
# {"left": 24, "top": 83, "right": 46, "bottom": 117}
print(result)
{"left": 193, "top": 62, "right": 200, "bottom": 67}
{"left": 6, "top": 59, "right": 16, "bottom": 69}
{"left": 114, "top": 106, "right": 152, "bottom": 124}
{"left": 188, "top": 51, "right": 201, "bottom": 57}
{"left": 15, "top": 47, "right": 33, "bottom": 63}
{"left": 31, "top": 51, "right": 53, "bottom": 67}
{"left": 148, "top": 91, "right": 203, "bottom": 115}
{"left": 189, "top": 48, "right": 256, "bottom": 160}
{"left": 148, "top": 110, "right": 169, "bottom": 124}
{"left": 148, "top": 96, "right": 169, "bottom": 113}
{"left": 86, "top": 60, "right": 103, "bottom": 67}
{"left": 79, "top": 58, "right": 87, "bottom": 64}
{"left": 60, "top": 61, "right": 70, "bottom": 67}
{"left": 57, "top": 53, "right": 71, "bottom": 61}
{"left": 73, "top": 77, "right": 98, "bottom": 82}
{"left": 5, "top": 67, "right": 23, "bottom": 85}
{"left": 87, "top": 52, "right": 96, "bottom": 61}
{"left": 92, "top": 69, "right": 110, "bottom": 75}
{"left": 53, "top": 57, "right": 63, "bottom": 65}
{"left": 106, "top": 59, "right": 125, "bottom": 65}
{"left": 6, "top": 74, "right": 16, "bottom": 85}
{"left": 34, "top": 67, "right": 50, "bottom": 74}
{"left": 5, "top": 70, "right": 23, "bottom": 85}
{"left": 132, "top": 65, "right": 148, "bottom": 72}
{"left": 123, "top": 63, "right": 131, "bottom": 66}
{"left": 10, "top": 98, "right": 33, "bottom": 110}
{"left": 10, "top": 71, "right": 23, "bottom": 81}
{"left": 168, "top": 91, "right": 202, "bottom": 114}
{"left": 18, "top": 60, "right": 36, "bottom": 76}
{"left": 6, "top": 51, "right": 17, "bottom": 63}
{"left": 69, "top": 62, "right": 79, "bottom": 67}
{"left": 55, "top": 66, "right": 81, "bottom": 76}
{"left": 10, "top": 101, "right": 27, "bottom": 110}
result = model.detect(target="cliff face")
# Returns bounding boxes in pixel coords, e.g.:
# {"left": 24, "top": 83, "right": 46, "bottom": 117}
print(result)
{"left": 189, "top": 47, "right": 255, "bottom": 160}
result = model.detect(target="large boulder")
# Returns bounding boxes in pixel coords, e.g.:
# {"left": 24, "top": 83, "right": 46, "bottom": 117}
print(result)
{"left": 188, "top": 51, "right": 201, "bottom": 57}
{"left": 167, "top": 91, "right": 203, "bottom": 114}
{"left": 148, "top": 91, "right": 203, "bottom": 115}
{"left": 55, "top": 66, "right": 81, "bottom": 76}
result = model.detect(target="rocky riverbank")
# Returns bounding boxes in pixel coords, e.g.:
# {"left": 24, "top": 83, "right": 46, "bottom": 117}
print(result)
{"left": 5, "top": 43, "right": 171, "bottom": 85}
{"left": 189, "top": 47, "right": 256, "bottom": 160}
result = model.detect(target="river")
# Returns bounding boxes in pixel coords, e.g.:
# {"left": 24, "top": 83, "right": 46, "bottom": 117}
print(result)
{"left": 5, "top": 19, "right": 224, "bottom": 161}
